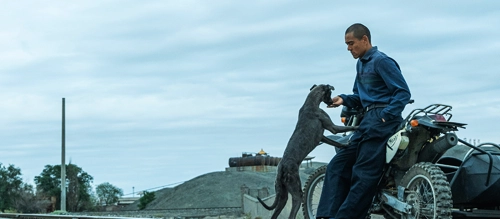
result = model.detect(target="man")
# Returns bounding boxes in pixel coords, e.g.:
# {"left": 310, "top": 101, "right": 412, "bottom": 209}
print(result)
{"left": 316, "top": 23, "right": 411, "bottom": 219}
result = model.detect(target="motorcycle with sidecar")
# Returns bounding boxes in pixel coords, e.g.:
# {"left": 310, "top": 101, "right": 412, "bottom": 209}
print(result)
{"left": 302, "top": 101, "right": 500, "bottom": 218}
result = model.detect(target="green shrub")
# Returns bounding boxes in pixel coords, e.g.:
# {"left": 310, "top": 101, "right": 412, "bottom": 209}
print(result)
{"left": 50, "top": 210, "right": 68, "bottom": 215}
{"left": 138, "top": 191, "right": 155, "bottom": 210}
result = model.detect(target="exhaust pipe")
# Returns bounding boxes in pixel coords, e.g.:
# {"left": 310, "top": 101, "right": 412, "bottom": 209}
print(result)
{"left": 417, "top": 133, "right": 458, "bottom": 163}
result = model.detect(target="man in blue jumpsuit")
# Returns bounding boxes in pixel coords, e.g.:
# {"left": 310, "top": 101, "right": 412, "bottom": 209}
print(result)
{"left": 316, "top": 23, "right": 411, "bottom": 219}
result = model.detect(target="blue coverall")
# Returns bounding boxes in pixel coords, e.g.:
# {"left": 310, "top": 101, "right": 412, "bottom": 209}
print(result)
{"left": 316, "top": 46, "right": 411, "bottom": 219}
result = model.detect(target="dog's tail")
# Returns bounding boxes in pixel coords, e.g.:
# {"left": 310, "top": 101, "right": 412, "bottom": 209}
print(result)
{"left": 257, "top": 171, "right": 284, "bottom": 210}
{"left": 257, "top": 196, "right": 276, "bottom": 210}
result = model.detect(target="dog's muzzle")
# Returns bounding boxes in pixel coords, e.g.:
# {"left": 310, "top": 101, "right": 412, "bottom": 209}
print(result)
{"left": 324, "top": 96, "right": 334, "bottom": 106}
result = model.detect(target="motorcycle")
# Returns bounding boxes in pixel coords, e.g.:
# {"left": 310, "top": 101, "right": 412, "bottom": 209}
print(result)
{"left": 302, "top": 101, "right": 500, "bottom": 218}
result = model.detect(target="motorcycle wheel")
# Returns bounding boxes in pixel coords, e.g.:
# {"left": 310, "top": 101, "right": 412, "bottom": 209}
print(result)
{"left": 302, "top": 165, "right": 327, "bottom": 219}
{"left": 399, "top": 162, "right": 453, "bottom": 219}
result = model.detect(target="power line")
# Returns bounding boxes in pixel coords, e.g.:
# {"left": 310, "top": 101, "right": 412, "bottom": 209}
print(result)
{"left": 122, "top": 181, "right": 185, "bottom": 197}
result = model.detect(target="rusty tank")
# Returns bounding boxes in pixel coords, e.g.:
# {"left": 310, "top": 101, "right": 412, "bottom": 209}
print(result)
{"left": 228, "top": 149, "right": 282, "bottom": 167}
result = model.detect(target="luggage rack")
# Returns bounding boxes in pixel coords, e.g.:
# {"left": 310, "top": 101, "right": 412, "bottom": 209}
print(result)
{"left": 404, "top": 103, "right": 454, "bottom": 122}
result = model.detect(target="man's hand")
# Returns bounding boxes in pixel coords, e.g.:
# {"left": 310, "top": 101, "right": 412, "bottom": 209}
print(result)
{"left": 328, "top": 96, "right": 343, "bottom": 108}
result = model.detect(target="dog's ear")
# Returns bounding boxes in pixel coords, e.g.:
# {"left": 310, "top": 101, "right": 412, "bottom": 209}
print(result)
{"left": 326, "top": 84, "right": 335, "bottom": 91}
{"left": 310, "top": 84, "right": 317, "bottom": 91}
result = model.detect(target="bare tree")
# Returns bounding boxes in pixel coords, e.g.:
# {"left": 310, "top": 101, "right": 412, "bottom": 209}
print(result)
{"left": 95, "top": 182, "right": 124, "bottom": 205}
{"left": 13, "top": 184, "right": 51, "bottom": 213}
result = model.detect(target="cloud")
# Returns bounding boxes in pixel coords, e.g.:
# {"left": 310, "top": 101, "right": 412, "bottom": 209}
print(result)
{"left": 0, "top": 1, "right": 499, "bottom": 194}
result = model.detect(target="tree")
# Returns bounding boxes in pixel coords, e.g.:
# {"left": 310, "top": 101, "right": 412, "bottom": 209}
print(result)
{"left": 66, "top": 164, "right": 93, "bottom": 211}
{"left": 13, "top": 183, "right": 50, "bottom": 213}
{"left": 85, "top": 190, "right": 99, "bottom": 211}
{"left": 138, "top": 191, "right": 155, "bottom": 210}
{"left": 95, "top": 182, "right": 123, "bottom": 205}
{"left": 34, "top": 163, "right": 94, "bottom": 212}
{"left": 0, "top": 163, "right": 23, "bottom": 212}
{"left": 34, "top": 165, "right": 60, "bottom": 199}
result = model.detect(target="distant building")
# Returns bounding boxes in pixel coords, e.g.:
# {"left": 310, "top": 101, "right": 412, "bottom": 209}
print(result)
{"left": 117, "top": 196, "right": 140, "bottom": 206}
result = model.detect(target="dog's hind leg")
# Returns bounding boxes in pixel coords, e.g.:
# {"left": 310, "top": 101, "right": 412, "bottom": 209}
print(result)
{"left": 286, "top": 173, "right": 304, "bottom": 219}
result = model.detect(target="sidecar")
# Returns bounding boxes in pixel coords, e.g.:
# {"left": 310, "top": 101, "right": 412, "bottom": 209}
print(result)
{"left": 436, "top": 140, "right": 500, "bottom": 218}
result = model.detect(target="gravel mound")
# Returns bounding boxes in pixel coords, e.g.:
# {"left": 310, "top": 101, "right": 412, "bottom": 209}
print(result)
{"left": 123, "top": 162, "right": 327, "bottom": 210}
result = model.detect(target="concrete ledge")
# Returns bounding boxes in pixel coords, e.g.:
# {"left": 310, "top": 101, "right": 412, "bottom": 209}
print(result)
{"left": 242, "top": 193, "right": 304, "bottom": 219}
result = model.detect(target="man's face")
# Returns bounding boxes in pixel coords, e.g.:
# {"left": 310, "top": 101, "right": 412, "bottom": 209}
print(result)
{"left": 345, "top": 32, "right": 370, "bottom": 59}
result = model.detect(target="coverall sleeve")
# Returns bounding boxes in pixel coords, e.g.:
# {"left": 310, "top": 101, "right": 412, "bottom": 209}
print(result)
{"left": 377, "top": 57, "right": 411, "bottom": 120}
{"left": 339, "top": 76, "right": 361, "bottom": 109}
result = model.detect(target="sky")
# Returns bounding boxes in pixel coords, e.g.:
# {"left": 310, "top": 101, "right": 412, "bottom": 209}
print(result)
{"left": 0, "top": 1, "right": 499, "bottom": 197}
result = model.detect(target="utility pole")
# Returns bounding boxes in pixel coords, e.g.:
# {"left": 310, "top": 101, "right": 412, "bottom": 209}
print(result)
{"left": 61, "top": 98, "right": 66, "bottom": 211}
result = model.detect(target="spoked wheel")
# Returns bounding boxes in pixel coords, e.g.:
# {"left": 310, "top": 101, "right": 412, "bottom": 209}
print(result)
{"left": 399, "top": 162, "right": 453, "bottom": 219}
{"left": 302, "top": 165, "right": 327, "bottom": 219}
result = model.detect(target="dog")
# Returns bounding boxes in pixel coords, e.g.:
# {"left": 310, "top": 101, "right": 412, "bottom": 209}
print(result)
{"left": 257, "top": 84, "right": 358, "bottom": 219}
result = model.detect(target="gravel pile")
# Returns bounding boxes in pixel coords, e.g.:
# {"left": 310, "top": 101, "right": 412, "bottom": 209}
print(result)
{"left": 123, "top": 162, "right": 327, "bottom": 210}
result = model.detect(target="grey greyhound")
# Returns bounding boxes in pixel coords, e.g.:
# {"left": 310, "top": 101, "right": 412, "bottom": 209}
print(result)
{"left": 257, "top": 84, "right": 357, "bottom": 219}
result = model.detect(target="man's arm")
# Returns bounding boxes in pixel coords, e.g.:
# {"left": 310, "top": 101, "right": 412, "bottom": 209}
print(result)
{"left": 377, "top": 57, "right": 411, "bottom": 121}
{"left": 338, "top": 76, "right": 361, "bottom": 108}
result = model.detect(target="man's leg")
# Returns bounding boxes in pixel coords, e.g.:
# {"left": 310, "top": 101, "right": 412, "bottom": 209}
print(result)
{"left": 335, "top": 109, "right": 402, "bottom": 219}
{"left": 316, "top": 134, "right": 360, "bottom": 218}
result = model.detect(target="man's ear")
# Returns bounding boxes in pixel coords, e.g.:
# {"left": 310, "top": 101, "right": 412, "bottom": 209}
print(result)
{"left": 362, "top": 35, "right": 370, "bottom": 44}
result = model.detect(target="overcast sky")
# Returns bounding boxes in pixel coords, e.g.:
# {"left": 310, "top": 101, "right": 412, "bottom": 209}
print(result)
{"left": 0, "top": 1, "right": 499, "bottom": 196}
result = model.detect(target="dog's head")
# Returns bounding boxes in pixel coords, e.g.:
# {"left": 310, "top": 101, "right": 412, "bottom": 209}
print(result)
{"left": 310, "top": 84, "right": 335, "bottom": 105}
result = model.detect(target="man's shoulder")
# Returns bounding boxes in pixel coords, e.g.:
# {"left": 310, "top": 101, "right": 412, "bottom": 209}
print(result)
{"left": 370, "top": 50, "right": 400, "bottom": 71}
{"left": 372, "top": 49, "right": 391, "bottom": 60}
{"left": 372, "top": 49, "right": 397, "bottom": 63}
